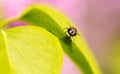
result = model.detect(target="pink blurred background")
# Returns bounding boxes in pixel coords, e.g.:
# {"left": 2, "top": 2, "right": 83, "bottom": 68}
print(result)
{"left": 1, "top": 0, "right": 120, "bottom": 74}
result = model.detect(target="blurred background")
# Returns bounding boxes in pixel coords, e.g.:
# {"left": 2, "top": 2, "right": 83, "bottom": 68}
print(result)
{"left": 1, "top": 0, "right": 120, "bottom": 74}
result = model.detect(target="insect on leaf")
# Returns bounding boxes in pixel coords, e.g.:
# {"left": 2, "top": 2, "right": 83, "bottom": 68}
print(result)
{"left": 20, "top": 5, "right": 101, "bottom": 74}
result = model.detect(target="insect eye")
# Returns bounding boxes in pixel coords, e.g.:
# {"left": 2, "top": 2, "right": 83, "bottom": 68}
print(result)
{"left": 70, "top": 29, "right": 75, "bottom": 34}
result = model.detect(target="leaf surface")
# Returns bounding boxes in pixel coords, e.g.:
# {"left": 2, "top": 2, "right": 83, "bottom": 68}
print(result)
{"left": 0, "top": 26, "right": 63, "bottom": 74}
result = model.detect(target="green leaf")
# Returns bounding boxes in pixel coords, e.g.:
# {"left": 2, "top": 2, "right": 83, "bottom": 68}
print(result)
{"left": 20, "top": 5, "right": 101, "bottom": 74}
{"left": 0, "top": 26, "right": 63, "bottom": 74}
{"left": 0, "top": 19, "right": 16, "bottom": 29}
{"left": 0, "top": 19, "right": 13, "bottom": 29}
{"left": 0, "top": 30, "right": 11, "bottom": 74}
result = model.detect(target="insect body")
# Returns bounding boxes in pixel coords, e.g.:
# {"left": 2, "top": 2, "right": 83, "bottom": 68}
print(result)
{"left": 67, "top": 27, "right": 77, "bottom": 37}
